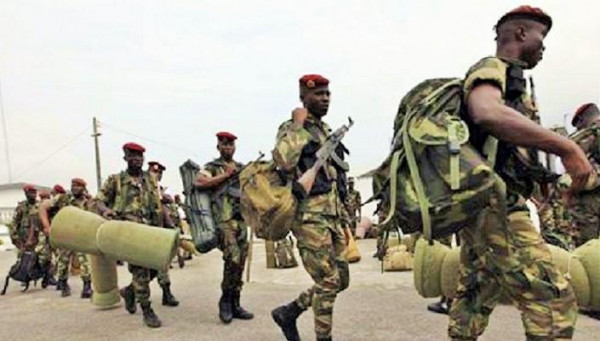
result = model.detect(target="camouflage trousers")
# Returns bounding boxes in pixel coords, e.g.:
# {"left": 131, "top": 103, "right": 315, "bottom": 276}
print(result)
{"left": 127, "top": 264, "right": 170, "bottom": 305}
{"left": 293, "top": 213, "right": 350, "bottom": 339}
{"left": 57, "top": 249, "right": 90, "bottom": 281}
{"left": 448, "top": 200, "right": 577, "bottom": 340}
{"left": 570, "top": 192, "right": 600, "bottom": 247}
{"left": 219, "top": 219, "right": 248, "bottom": 293}
{"left": 30, "top": 233, "right": 52, "bottom": 269}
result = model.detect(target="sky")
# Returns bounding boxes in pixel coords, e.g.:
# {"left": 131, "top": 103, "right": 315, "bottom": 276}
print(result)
{"left": 0, "top": 0, "right": 598, "bottom": 211}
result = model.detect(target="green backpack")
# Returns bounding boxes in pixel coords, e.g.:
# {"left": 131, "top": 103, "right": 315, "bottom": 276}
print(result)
{"left": 373, "top": 78, "right": 505, "bottom": 242}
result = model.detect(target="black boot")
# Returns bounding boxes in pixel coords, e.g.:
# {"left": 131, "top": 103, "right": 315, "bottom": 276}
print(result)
{"left": 218, "top": 290, "right": 233, "bottom": 324}
{"left": 317, "top": 337, "right": 332, "bottom": 341}
{"left": 427, "top": 297, "right": 449, "bottom": 315}
{"left": 81, "top": 279, "right": 93, "bottom": 299}
{"left": 141, "top": 302, "right": 162, "bottom": 328}
{"left": 41, "top": 268, "right": 57, "bottom": 288}
{"left": 232, "top": 291, "right": 254, "bottom": 320}
{"left": 58, "top": 279, "right": 71, "bottom": 297}
{"left": 161, "top": 283, "right": 179, "bottom": 307}
{"left": 56, "top": 279, "right": 64, "bottom": 291}
{"left": 120, "top": 285, "right": 137, "bottom": 314}
{"left": 271, "top": 301, "right": 305, "bottom": 341}
{"left": 177, "top": 254, "right": 185, "bottom": 269}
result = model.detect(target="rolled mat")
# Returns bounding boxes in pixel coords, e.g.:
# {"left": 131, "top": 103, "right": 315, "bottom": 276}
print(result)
{"left": 90, "top": 254, "right": 119, "bottom": 308}
{"left": 574, "top": 239, "right": 600, "bottom": 309}
{"left": 413, "top": 238, "right": 449, "bottom": 298}
{"left": 92, "top": 287, "right": 120, "bottom": 308}
{"left": 50, "top": 206, "right": 106, "bottom": 254}
{"left": 547, "top": 244, "right": 591, "bottom": 308}
{"left": 96, "top": 221, "right": 178, "bottom": 271}
{"left": 440, "top": 248, "right": 460, "bottom": 299}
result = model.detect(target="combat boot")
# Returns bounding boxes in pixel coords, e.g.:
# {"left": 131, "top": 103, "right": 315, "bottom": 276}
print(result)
{"left": 56, "top": 279, "right": 64, "bottom": 291}
{"left": 160, "top": 283, "right": 179, "bottom": 307}
{"left": 272, "top": 301, "right": 305, "bottom": 341}
{"left": 427, "top": 296, "right": 450, "bottom": 315}
{"left": 41, "top": 269, "right": 57, "bottom": 288}
{"left": 141, "top": 302, "right": 162, "bottom": 328}
{"left": 58, "top": 279, "right": 71, "bottom": 297}
{"left": 317, "top": 337, "right": 332, "bottom": 341}
{"left": 81, "top": 279, "right": 93, "bottom": 299}
{"left": 232, "top": 291, "right": 254, "bottom": 320}
{"left": 119, "top": 285, "right": 137, "bottom": 314}
{"left": 218, "top": 290, "right": 233, "bottom": 324}
{"left": 177, "top": 254, "right": 185, "bottom": 268}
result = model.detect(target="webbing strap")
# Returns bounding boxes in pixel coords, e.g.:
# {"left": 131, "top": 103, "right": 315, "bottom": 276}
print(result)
{"left": 483, "top": 137, "right": 499, "bottom": 168}
{"left": 448, "top": 122, "right": 461, "bottom": 190}
{"left": 380, "top": 150, "right": 402, "bottom": 226}
{"left": 402, "top": 112, "right": 433, "bottom": 242}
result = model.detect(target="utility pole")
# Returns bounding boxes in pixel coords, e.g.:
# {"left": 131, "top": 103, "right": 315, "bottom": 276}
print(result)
{"left": 92, "top": 117, "right": 102, "bottom": 192}
{"left": 0, "top": 77, "right": 12, "bottom": 183}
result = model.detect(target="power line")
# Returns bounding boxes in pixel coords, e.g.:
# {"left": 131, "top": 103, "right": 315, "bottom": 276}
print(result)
{"left": 13, "top": 125, "right": 91, "bottom": 181}
{"left": 0, "top": 76, "right": 12, "bottom": 182}
{"left": 100, "top": 120, "right": 201, "bottom": 158}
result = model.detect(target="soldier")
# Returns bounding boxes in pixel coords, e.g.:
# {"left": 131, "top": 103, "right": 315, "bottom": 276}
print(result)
{"left": 569, "top": 103, "right": 600, "bottom": 247}
{"left": 345, "top": 177, "right": 361, "bottom": 236}
{"left": 162, "top": 194, "right": 186, "bottom": 268}
{"left": 194, "top": 132, "right": 254, "bottom": 324}
{"left": 270, "top": 74, "right": 350, "bottom": 341}
{"left": 39, "top": 178, "right": 94, "bottom": 298}
{"left": 10, "top": 185, "right": 56, "bottom": 288}
{"left": 95, "top": 142, "right": 176, "bottom": 328}
{"left": 39, "top": 191, "right": 51, "bottom": 200}
{"left": 51, "top": 184, "right": 66, "bottom": 197}
{"left": 447, "top": 6, "right": 592, "bottom": 340}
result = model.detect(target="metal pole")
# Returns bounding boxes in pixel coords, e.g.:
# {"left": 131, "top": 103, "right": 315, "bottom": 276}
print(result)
{"left": 0, "top": 77, "right": 12, "bottom": 183}
{"left": 92, "top": 117, "right": 102, "bottom": 191}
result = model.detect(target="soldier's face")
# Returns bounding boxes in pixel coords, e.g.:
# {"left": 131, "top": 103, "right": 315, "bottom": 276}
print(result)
{"left": 302, "top": 85, "right": 330, "bottom": 118}
{"left": 124, "top": 150, "right": 144, "bottom": 170}
{"left": 520, "top": 22, "right": 548, "bottom": 69}
{"left": 576, "top": 114, "right": 600, "bottom": 130}
{"left": 71, "top": 184, "right": 85, "bottom": 197}
{"left": 25, "top": 190, "right": 37, "bottom": 203}
{"left": 150, "top": 169, "right": 163, "bottom": 181}
{"left": 349, "top": 182, "right": 354, "bottom": 190}
{"left": 217, "top": 139, "right": 235, "bottom": 160}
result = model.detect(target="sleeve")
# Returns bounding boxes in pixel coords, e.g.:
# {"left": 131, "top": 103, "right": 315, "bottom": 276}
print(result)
{"left": 272, "top": 120, "right": 313, "bottom": 172}
{"left": 200, "top": 163, "right": 217, "bottom": 178}
{"left": 463, "top": 57, "right": 507, "bottom": 102}
{"left": 96, "top": 175, "right": 116, "bottom": 207}
{"left": 10, "top": 205, "right": 23, "bottom": 243}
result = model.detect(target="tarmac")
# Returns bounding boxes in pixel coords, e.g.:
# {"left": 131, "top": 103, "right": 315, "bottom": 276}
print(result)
{"left": 0, "top": 239, "right": 597, "bottom": 341}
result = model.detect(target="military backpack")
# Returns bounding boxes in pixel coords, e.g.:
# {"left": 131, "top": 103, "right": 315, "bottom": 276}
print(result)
{"left": 372, "top": 78, "right": 505, "bottom": 242}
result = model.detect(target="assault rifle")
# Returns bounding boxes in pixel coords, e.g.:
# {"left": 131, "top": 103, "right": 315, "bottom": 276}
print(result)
{"left": 296, "top": 117, "right": 354, "bottom": 194}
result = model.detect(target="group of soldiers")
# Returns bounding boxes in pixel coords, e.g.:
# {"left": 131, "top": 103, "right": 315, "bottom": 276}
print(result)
{"left": 5, "top": 4, "right": 600, "bottom": 341}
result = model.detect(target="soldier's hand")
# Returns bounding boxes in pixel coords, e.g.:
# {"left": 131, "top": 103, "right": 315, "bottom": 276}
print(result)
{"left": 292, "top": 107, "right": 308, "bottom": 126}
{"left": 224, "top": 164, "right": 236, "bottom": 177}
{"left": 102, "top": 209, "right": 117, "bottom": 220}
{"left": 562, "top": 143, "right": 593, "bottom": 191}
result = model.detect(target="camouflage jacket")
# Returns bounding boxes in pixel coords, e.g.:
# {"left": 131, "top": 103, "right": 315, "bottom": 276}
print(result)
{"left": 573, "top": 122, "right": 600, "bottom": 176}
{"left": 202, "top": 157, "right": 244, "bottom": 223}
{"left": 11, "top": 200, "right": 40, "bottom": 246}
{"left": 47, "top": 193, "right": 93, "bottom": 217}
{"left": 96, "top": 170, "right": 163, "bottom": 226}
{"left": 463, "top": 56, "right": 553, "bottom": 206}
{"left": 273, "top": 114, "right": 343, "bottom": 216}
{"left": 166, "top": 202, "right": 182, "bottom": 230}
{"left": 345, "top": 189, "right": 361, "bottom": 217}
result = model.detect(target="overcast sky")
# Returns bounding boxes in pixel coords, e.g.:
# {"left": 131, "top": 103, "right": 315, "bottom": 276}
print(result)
{"left": 0, "top": 0, "right": 598, "bottom": 203}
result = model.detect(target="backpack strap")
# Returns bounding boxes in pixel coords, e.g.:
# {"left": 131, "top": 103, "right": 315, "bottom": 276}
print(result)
{"left": 379, "top": 149, "right": 403, "bottom": 226}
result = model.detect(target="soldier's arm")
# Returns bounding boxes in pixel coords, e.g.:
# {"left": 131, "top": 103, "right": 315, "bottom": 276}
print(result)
{"left": 467, "top": 84, "right": 592, "bottom": 190}
{"left": 194, "top": 166, "right": 234, "bottom": 190}
{"left": 10, "top": 206, "right": 23, "bottom": 247}
{"left": 272, "top": 117, "right": 312, "bottom": 173}
{"left": 357, "top": 193, "right": 362, "bottom": 217}
{"left": 39, "top": 198, "right": 58, "bottom": 235}
{"left": 95, "top": 176, "right": 117, "bottom": 219}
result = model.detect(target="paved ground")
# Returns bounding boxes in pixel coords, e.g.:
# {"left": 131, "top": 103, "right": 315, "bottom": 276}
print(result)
{"left": 0, "top": 239, "right": 597, "bottom": 341}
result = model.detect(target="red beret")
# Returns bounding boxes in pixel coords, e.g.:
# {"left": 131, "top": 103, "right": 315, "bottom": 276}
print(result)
{"left": 39, "top": 191, "right": 51, "bottom": 199}
{"left": 122, "top": 142, "right": 146, "bottom": 153}
{"left": 299, "top": 74, "right": 329, "bottom": 89}
{"left": 496, "top": 6, "right": 552, "bottom": 32}
{"left": 216, "top": 132, "right": 237, "bottom": 141}
{"left": 71, "top": 178, "right": 87, "bottom": 187}
{"left": 572, "top": 103, "right": 600, "bottom": 126}
{"left": 53, "top": 184, "right": 66, "bottom": 194}
{"left": 23, "top": 184, "right": 37, "bottom": 192}
{"left": 148, "top": 161, "right": 166, "bottom": 171}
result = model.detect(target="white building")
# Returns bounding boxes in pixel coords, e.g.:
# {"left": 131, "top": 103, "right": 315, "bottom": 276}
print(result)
{"left": 0, "top": 183, "right": 52, "bottom": 225}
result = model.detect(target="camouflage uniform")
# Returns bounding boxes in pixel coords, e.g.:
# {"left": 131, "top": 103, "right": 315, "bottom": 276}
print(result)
{"left": 538, "top": 187, "right": 574, "bottom": 250}
{"left": 448, "top": 57, "right": 577, "bottom": 340}
{"left": 570, "top": 124, "right": 600, "bottom": 247}
{"left": 46, "top": 193, "right": 93, "bottom": 281}
{"left": 345, "top": 188, "right": 361, "bottom": 234}
{"left": 96, "top": 171, "right": 164, "bottom": 305}
{"left": 273, "top": 115, "right": 350, "bottom": 339}
{"left": 202, "top": 158, "right": 248, "bottom": 294}
{"left": 11, "top": 201, "right": 52, "bottom": 269}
